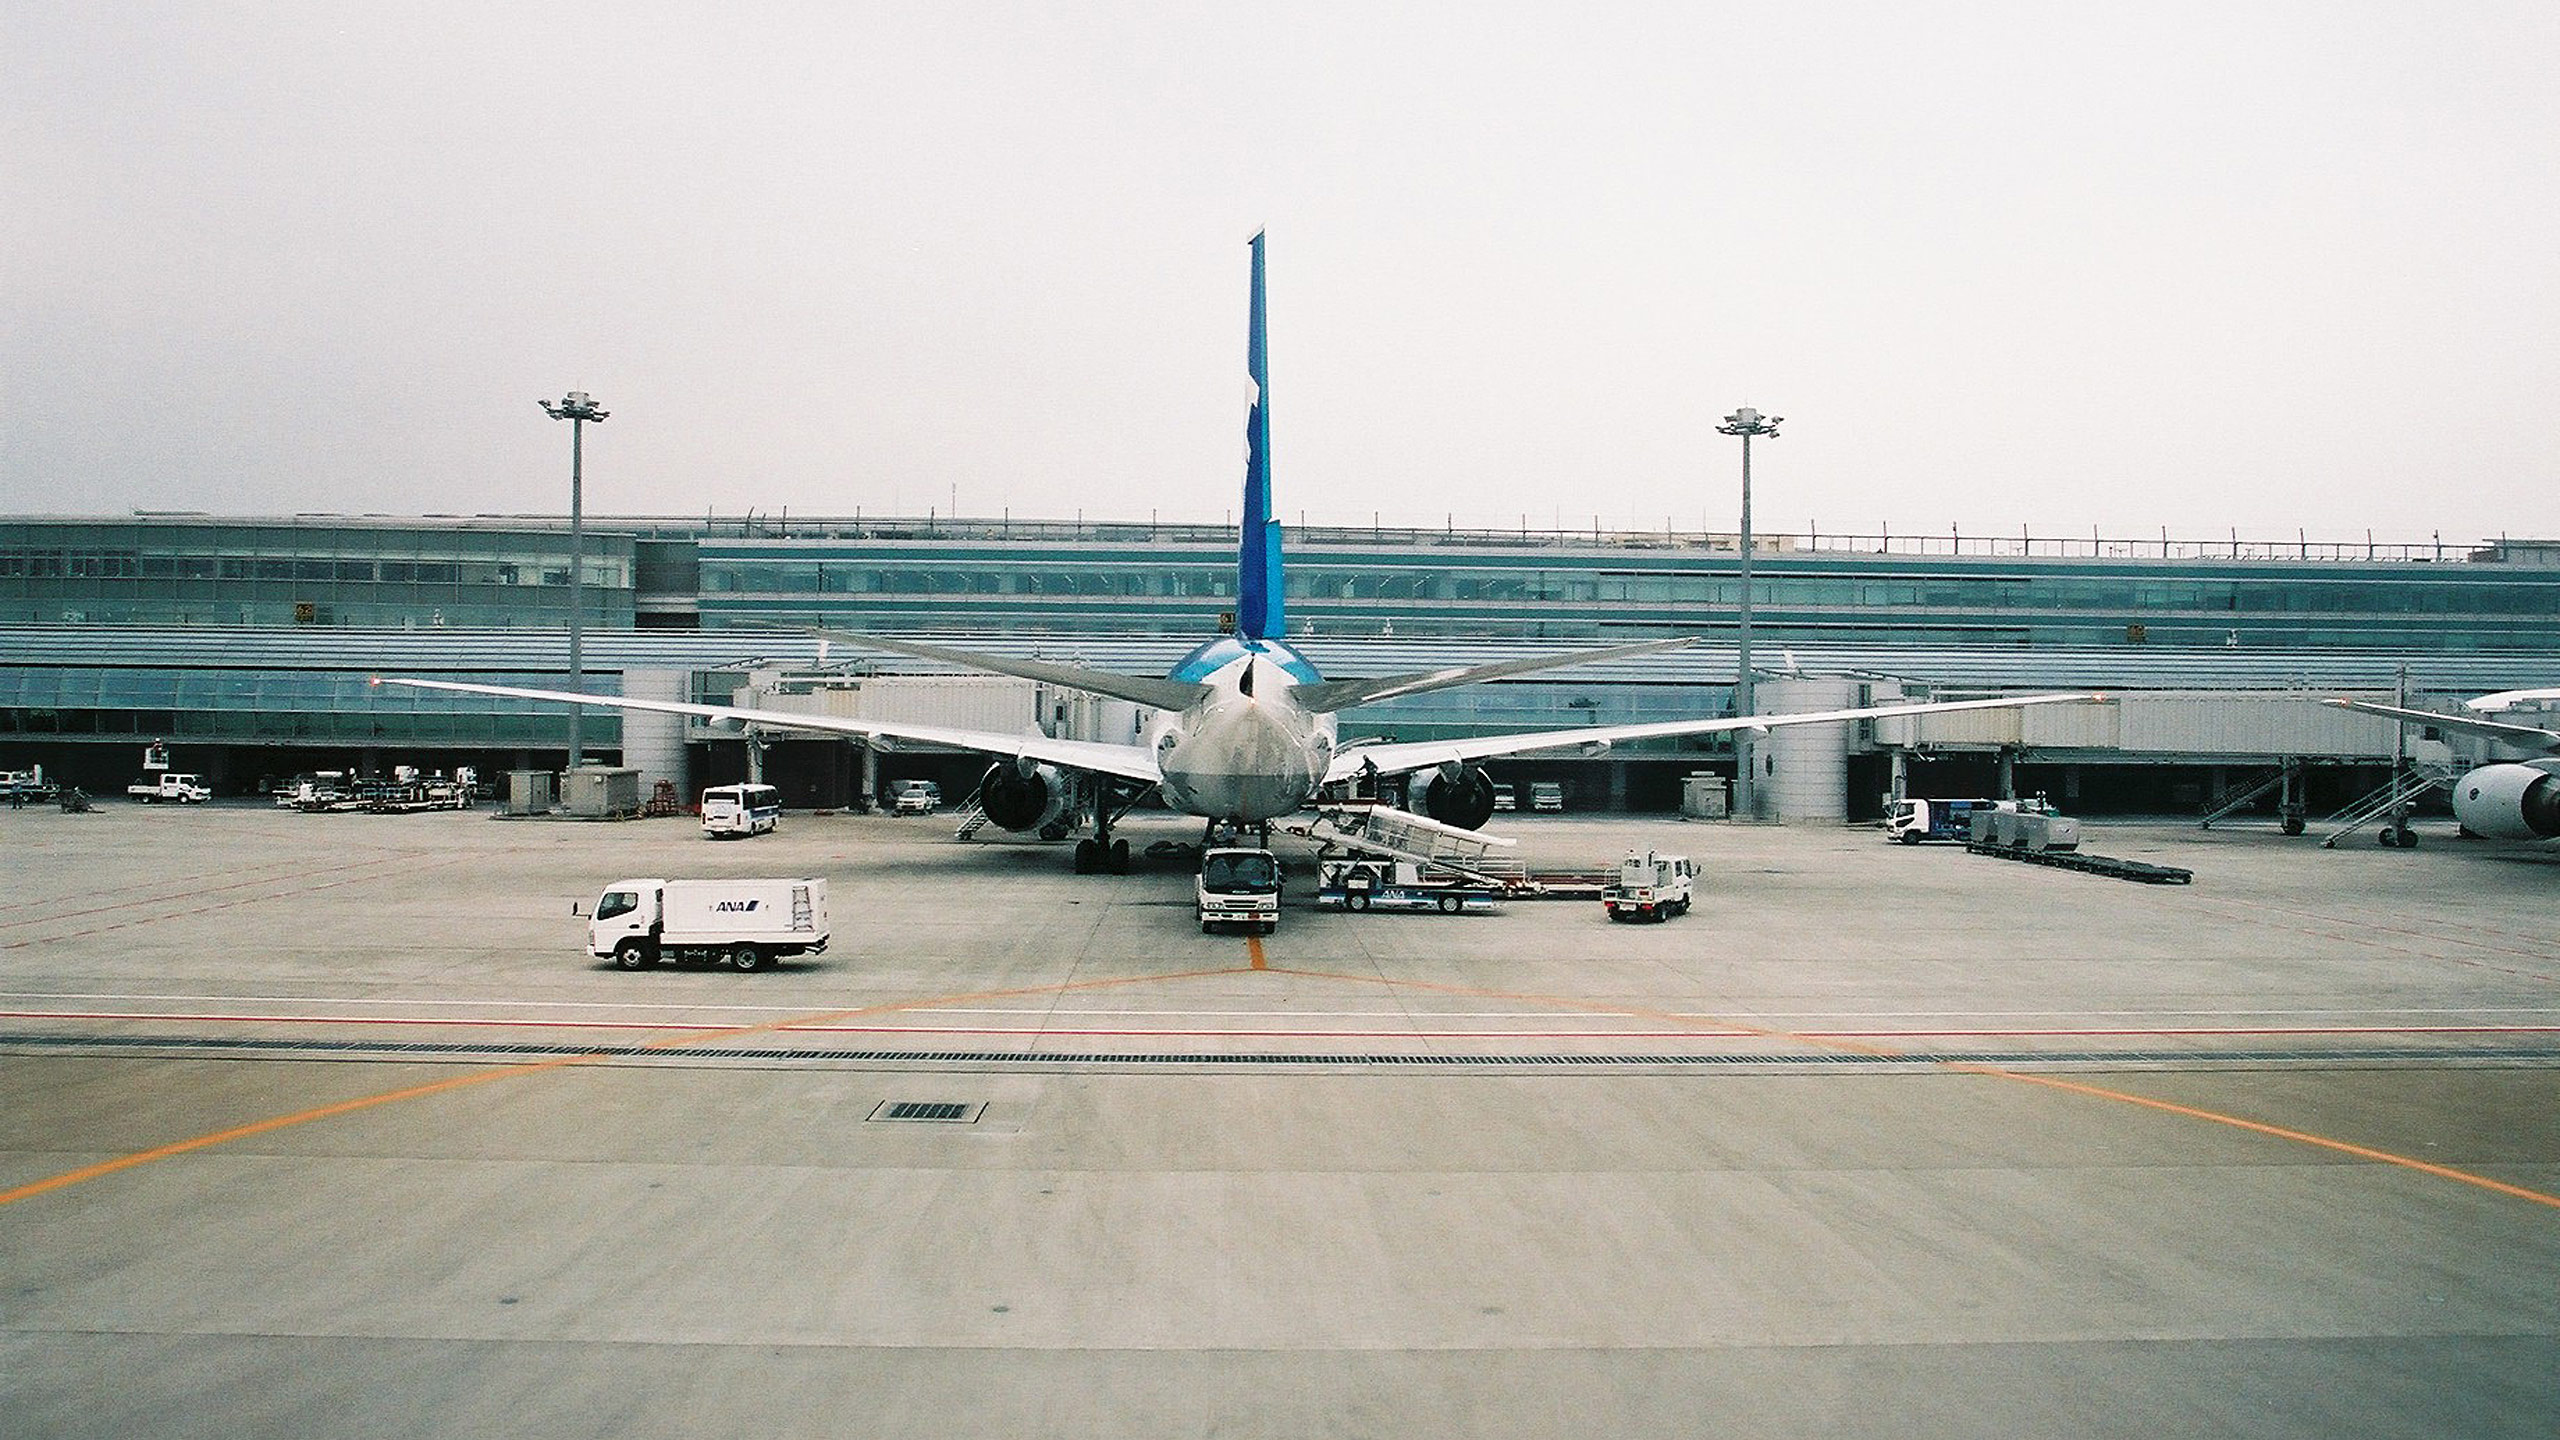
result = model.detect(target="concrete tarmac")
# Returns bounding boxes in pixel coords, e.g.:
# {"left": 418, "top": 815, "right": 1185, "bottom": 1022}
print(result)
{"left": 2, "top": 802, "right": 2556, "bottom": 1437}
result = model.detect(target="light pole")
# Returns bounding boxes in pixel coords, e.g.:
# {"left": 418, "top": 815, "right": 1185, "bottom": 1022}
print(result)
{"left": 1716, "top": 405, "right": 1780, "bottom": 820}
{"left": 539, "top": 390, "right": 608, "bottom": 768}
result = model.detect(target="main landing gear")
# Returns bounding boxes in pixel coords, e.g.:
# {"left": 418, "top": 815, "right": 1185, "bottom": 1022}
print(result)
{"left": 1073, "top": 779, "right": 1136, "bottom": 874}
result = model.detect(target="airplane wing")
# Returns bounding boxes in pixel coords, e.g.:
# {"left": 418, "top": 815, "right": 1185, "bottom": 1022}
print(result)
{"left": 372, "top": 677, "right": 1167, "bottom": 785}
{"left": 812, "top": 629, "right": 1207, "bottom": 713}
{"left": 2325, "top": 698, "right": 2560, "bottom": 753}
{"left": 2465, "top": 686, "right": 2560, "bottom": 713}
{"left": 1287, "top": 636, "right": 1698, "bottom": 713}
{"left": 1327, "top": 692, "right": 2104, "bottom": 783}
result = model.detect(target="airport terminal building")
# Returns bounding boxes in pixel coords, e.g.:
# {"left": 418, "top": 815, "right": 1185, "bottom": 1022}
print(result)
{"left": 7, "top": 513, "right": 2560, "bottom": 820}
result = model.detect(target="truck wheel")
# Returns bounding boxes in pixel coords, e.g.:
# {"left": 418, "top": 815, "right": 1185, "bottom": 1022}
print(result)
{"left": 613, "top": 941, "right": 653, "bottom": 971}
{"left": 1199, "top": 918, "right": 1214, "bottom": 934}
{"left": 1897, "top": 831, "right": 1921, "bottom": 845}
{"left": 1438, "top": 895, "right": 1462, "bottom": 914}
{"left": 729, "top": 944, "right": 766, "bottom": 972}
{"left": 1347, "top": 893, "right": 1370, "bottom": 912}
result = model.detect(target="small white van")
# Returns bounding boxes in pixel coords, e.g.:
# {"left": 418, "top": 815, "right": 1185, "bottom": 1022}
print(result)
{"left": 700, "top": 782, "right": 781, "bottom": 838}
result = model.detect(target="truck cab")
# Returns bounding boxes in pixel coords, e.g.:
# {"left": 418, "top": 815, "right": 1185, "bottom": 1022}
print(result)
{"left": 1197, "top": 847, "right": 1281, "bottom": 934}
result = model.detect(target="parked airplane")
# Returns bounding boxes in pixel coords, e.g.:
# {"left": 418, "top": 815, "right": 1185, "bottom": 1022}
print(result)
{"left": 2331, "top": 692, "right": 2560, "bottom": 844}
{"left": 377, "top": 234, "right": 2097, "bottom": 871}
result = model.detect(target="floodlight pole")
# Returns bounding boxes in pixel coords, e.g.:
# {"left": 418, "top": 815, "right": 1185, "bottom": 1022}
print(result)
{"left": 540, "top": 391, "right": 608, "bottom": 768}
{"left": 1716, "top": 406, "right": 1781, "bottom": 821}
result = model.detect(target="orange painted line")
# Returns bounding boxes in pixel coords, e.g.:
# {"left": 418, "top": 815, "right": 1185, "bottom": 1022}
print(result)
{"left": 1948, "top": 1065, "right": 2560, "bottom": 1211}
{"left": 0, "top": 961, "right": 1256, "bottom": 1209}
{"left": 1271, "top": 962, "right": 2560, "bottom": 1214}
{"left": 1247, "top": 934, "right": 1268, "bottom": 970}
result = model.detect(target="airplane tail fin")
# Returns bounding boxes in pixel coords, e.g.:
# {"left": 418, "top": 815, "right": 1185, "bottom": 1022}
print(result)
{"left": 1237, "top": 231, "right": 1286, "bottom": 640}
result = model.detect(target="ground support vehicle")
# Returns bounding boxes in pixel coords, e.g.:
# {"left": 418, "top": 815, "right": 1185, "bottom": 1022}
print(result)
{"left": 701, "top": 782, "right": 781, "bottom": 838}
{"left": 1963, "top": 800, "right": 2081, "bottom": 853}
{"left": 3, "top": 768, "right": 59, "bottom": 807}
{"left": 1602, "top": 850, "right": 1696, "bottom": 922}
{"left": 1197, "top": 847, "right": 1281, "bottom": 934}
{"left": 892, "top": 780, "right": 942, "bottom": 815}
{"left": 1530, "top": 782, "right": 1565, "bottom": 812}
{"left": 588, "top": 877, "right": 830, "bottom": 972}
{"left": 128, "top": 772, "right": 210, "bottom": 803}
{"left": 1315, "top": 857, "right": 1504, "bottom": 914}
{"left": 1885, "top": 797, "right": 2000, "bottom": 844}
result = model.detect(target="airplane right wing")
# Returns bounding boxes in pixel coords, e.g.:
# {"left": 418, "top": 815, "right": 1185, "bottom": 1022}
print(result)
{"left": 372, "top": 677, "right": 1168, "bottom": 785}
{"left": 1329, "top": 692, "right": 2104, "bottom": 782}
{"left": 1288, "top": 636, "right": 1699, "bottom": 713}
{"left": 2325, "top": 698, "right": 2560, "bottom": 753}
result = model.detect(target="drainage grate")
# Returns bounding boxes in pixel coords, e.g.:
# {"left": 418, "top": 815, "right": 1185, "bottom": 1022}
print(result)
{"left": 872, "top": 1099, "right": 978, "bottom": 1123}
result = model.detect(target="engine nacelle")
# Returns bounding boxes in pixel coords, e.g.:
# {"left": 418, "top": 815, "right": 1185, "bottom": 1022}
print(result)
{"left": 2449, "top": 760, "right": 2560, "bottom": 841}
{"left": 977, "top": 761, "right": 1076, "bottom": 839}
{"left": 1417, "top": 763, "right": 1497, "bottom": 831}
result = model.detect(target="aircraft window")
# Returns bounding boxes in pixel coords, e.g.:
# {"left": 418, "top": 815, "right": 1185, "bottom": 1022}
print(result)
{"left": 595, "top": 891, "right": 640, "bottom": 921}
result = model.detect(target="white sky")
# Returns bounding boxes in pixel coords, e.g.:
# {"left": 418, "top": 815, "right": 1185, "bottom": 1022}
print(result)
{"left": 5, "top": 2, "right": 2556, "bottom": 542}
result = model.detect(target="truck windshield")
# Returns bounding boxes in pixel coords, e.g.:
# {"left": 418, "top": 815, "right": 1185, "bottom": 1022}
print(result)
{"left": 1201, "top": 853, "right": 1279, "bottom": 892}
{"left": 595, "top": 891, "right": 639, "bottom": 921}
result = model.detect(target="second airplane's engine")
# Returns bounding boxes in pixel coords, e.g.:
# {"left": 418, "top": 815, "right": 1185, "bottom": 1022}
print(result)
{"left": 1417, "top": 762, "right": 1497, "bottom": 831}
{"left": 2449, "top": 760, "right": 2560, "bottom": 841}
{"left": 977, "top": 761, "right": 1076, "bottom": 840}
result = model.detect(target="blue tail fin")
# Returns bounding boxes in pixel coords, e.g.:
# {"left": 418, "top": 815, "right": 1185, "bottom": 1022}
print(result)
{"left": 1237, "top": 231, "right": 1285, "bottom": 639}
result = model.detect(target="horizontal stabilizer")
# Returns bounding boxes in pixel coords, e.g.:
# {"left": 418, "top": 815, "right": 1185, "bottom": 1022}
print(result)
{"left": 1290, "top": 636, "right": 1698, "bottom": 714}
{"left": 815, "top": 629, "right": 1208, "bottom": 712}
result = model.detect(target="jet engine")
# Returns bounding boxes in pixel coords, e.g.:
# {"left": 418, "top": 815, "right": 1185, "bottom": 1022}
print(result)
{"left": 2449, "top": 760, "right": 2560, "bottom": 842}
{"left": 976, "top": 761, "right": 1077, "bottom": 840}
{"left": 1417, "top": 762, "right": 1497, "bottom": 830}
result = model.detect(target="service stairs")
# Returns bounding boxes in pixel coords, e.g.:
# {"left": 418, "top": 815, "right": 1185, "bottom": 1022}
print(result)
{"left": 951, "top": 801, "right": 990, "bottom": 841}
{"left": 1279, "top": 801, "right": 1536, "bottom": 892}
{"left": 2318, "top": 763, "right": 2453, "bottom": 848}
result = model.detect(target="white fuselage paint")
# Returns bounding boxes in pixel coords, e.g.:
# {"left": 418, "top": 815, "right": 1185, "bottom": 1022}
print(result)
{"left": 1147, "top": 656, "right": 1336, "bottom": 823}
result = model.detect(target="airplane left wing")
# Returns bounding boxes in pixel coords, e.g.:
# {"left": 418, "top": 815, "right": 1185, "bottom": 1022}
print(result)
{"left": 1328, "top": 692, "right": 2104, "bottom": 783}
{"left": 372, "top": 677, "right": 1167, "bottom": 785}
{"left": 2325, "top": 698, "right": 2560, "bottom": 753}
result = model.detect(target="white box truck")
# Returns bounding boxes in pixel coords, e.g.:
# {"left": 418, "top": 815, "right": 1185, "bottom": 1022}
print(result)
{"left": 588, "top": 877, "right": 829, "bottom": 971}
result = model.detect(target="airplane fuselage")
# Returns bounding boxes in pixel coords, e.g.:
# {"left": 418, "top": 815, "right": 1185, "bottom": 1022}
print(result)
{"left": 1147, "top": 636, "right": 1336, "bottom": 822}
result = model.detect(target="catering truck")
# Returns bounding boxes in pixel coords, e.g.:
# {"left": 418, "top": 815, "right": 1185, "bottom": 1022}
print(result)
{"left": 587, "top": 877, "right": 830, "bottom": 971}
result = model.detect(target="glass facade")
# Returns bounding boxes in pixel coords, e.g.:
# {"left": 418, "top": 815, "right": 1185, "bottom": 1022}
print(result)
{"left": 0, "top": 666, "right": 621, "bottom": 747}
{"left": 690, "top": 538, "right": 2560, "bottom": 651}
{"left": 5, "top": 514, "right": 2559, "bottom": 759}
{"left": 0, "top": 520, "right": 634, "bottom": 628}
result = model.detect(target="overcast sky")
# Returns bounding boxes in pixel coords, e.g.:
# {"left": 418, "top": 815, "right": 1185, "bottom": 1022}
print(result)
{"left": 5, "top": 3, "right": 2556, "bottom": 543}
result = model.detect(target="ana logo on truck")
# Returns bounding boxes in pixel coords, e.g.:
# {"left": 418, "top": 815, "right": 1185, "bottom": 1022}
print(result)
{"left": 713, "top": 899, "right": 762, "bottom": 912}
